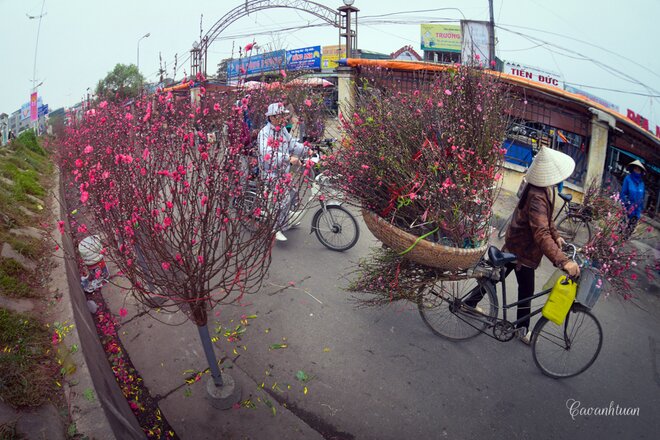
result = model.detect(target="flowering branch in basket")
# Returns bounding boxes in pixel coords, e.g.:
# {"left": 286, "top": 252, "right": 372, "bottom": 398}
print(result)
{"left": 324, "top": 65, "right": 511, "bottom": 248}
{"left": 347, "top": 247, "right": 458, "bottom": 306}
{"left": 580, "top": 182, "right": 655, "bottom": 297}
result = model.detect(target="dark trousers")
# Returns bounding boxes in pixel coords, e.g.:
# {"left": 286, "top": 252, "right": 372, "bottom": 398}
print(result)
{"left": 505, "top": 263, "right": 535, "bottom": 330}
{"left": 465, "top": 263, "right": 535, "bottom": 330}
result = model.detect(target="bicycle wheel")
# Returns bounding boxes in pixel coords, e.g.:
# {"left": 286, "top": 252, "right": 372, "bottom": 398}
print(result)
{"left": 556, "top": 215, "right": 592, "bottom": 247}
{"left": 232, "top": 180, "right": 263, "bottom": 232}
{"left": 417, "top": 278, "right": 498, "bottom": 341}
{"left": 312, "top": 205, "right": 360, "bottom": 251}
{"left": 531, "top": 304, "right": 603, "bottom": 379}
{"left": 497, "top": 213, "right": 513, "bottom": 239}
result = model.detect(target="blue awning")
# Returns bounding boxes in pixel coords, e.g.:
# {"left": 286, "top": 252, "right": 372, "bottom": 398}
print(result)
{"left": 609, "top": 146, "right": 660, "bottom": 174}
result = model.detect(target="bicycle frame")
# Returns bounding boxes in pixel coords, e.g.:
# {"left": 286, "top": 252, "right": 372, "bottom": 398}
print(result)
{"left": 460, "top": 243, "right": 580, "bottom": 337}
{"left": 495, "top": 266, "right": 553, "bottom": 331}
{"left": 457, "top": 266, "right": 552, "bottom": 338}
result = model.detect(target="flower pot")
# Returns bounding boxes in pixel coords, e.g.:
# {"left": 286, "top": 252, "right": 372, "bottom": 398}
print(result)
{"left": 362, "top": 209, "right": 487, "bottom": 271}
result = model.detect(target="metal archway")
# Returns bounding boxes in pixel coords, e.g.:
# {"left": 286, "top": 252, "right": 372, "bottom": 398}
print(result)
{"left": 191, "top": 0, "right": 343, "bottom": 77}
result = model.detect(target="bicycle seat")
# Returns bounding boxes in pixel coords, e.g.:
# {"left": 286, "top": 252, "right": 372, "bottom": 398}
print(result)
{"left": 558, "top": 192, "right": 573, "bottom": 202}
{"left": 487, "top": 246, "right": 517, "bottom": 267}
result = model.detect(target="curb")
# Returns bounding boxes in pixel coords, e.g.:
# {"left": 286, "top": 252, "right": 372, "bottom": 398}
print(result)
{"left": 49, "top": 170, "right": 116, "bottom": 439}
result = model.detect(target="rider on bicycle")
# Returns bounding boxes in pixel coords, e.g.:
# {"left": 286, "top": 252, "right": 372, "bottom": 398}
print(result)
{"left": 257, "top": 102, "right": 311, "bottom": 242}
{"left": 502, "top": 146, "right": 581, "bottom": 344}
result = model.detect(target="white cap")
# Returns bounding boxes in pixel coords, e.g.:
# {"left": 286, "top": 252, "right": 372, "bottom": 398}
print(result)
{"left": 265, "top": 102, "right": 289, "bottom": 117}
{"left": 78, "top": 235, "right": 104, "bottom": 265}
{"left": 525, "top": 147, "right": 576, "bottom": 187}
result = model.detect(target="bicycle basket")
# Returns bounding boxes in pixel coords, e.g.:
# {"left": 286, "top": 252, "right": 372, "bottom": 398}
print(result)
{"left": 576, "top": 267, "right": 603, "bottom": 309}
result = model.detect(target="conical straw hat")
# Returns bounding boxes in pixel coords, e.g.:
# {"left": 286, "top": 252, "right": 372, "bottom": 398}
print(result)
{"left": 525, "top": 147, "right": 576, "bottom": 187}
{"left": 627, "top": 159, "right": 646, "bottom": 172}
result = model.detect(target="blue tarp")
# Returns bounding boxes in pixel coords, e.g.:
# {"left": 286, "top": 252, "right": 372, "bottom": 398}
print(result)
{"left": 503, "top": 139, "right": 533, "bottom": 167}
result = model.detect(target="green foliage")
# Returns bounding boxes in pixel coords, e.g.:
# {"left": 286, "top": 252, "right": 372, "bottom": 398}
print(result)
{"left": 1, "top": 162, "right": 21, "bottom": 179}
{"left": 0, "top": 257, "right": 33, "bottom": 298}
{"left": 13, "top": 171, "right": 46, "bottom": 199}
{"left": 95, "top": 63, "right": 145, "bottom": 102}
{"left": 0, "top": 308, "right": 56, "bottom": 408}
{"left": 216, "top": 58, "right": 231, "bottom": 82}
{"left": 15, "top": 131, "right": 46, "bottom": 156}
{"left": 6, "top": 235, "right": 44, "bottom": 261}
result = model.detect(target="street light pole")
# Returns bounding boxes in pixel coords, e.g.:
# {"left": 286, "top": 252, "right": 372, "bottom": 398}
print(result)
{"left": 137, "top": 32, "right": 150, "bottom": 72}
{"left": 338, "top": 0, "right": 359, "bottom": 59}
{"left": 28, "top": 0, "right": 46, "bottom": 134}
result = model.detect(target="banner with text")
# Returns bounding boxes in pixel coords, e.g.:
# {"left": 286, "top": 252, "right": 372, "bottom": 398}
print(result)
{"left": 286, "top": 46, "right": 321, "bottom": 71}
{"left": 227, "top": 50, "right": 286, "bottom": 79}
{"left": 30, "top": 93, "right": 38, "bottom": 121}
{"left": 321, "top": 45, "right": 346, "bottom": 70}
{"left": 420, "top": 24, "right": 462, "bottom": 53}
{"left": 503, "top": 61, "right": 564, "bottom": 89}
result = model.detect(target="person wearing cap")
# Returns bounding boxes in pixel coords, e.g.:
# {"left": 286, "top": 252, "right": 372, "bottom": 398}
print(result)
{"left": 503, "top": 147, "right": 581, "bottom": 344}
{"left": 620, "top": 160, "right": 646, "bottom": 239}
{"left": 257, "top": 102, "right": 310, "bottom": 242}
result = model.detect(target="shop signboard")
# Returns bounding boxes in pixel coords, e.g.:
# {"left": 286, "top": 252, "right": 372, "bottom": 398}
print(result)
{"left": 38, "top": 104, "right": 49, "bottom": 118}
{"left": 503, "top": 61, "right": 564, "bottom": 88}
{"left": 564, "top": 85, "right": 619, "bottom": 112}
{"left": 321, "top": 45, "right": 346, "bottom": 70}
{"left": 461, "top": 20, "right": 491, "bottom": 65}
{"left": 286, "top": 46, "right": 321, "bottom": 71}
{"left": 21, "top": 103, "right": 30, "bottom": 120}
{"left": 227, "top": 50, "right": 286, "bottom": 79}
{"left": 626, "top": 108, "right": 660, "bottom": 137}
{"left": 420, "top": 24, "right": 462, "bottom": 53}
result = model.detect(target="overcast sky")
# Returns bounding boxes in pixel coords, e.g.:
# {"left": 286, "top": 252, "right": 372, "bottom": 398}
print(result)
{"left": 1, "top": 0, "right": 659, "bottom": 130}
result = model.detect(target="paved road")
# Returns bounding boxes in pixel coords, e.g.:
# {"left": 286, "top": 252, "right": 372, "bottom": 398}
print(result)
{"left": 207, "top": 208, "right": 660, "bottom": 439}
{"left": 105, "top": 207, "right": 660, "bottom": 439}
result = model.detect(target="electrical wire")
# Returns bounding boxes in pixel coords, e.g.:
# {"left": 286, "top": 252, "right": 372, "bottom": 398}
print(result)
{"left": 496, "top": 25, "right": 660, "bottom": 97}
{"left": 497, "top": 22, "right": 660, "bottom": 82}
{"left": 563, "top": 82, "right": 660, "bottom": 97}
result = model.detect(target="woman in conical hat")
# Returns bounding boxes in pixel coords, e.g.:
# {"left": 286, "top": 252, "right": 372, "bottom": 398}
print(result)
{"left": 503, "top": 147, "right": 580, "bottom": 343}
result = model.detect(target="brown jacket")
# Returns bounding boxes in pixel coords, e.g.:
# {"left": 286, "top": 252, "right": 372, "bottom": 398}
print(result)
{"left": 503, "top": 185, "right": 569, "bottom": 270}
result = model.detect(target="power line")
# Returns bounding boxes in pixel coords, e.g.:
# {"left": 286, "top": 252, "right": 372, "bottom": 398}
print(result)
{"left": 361, "top": 8, "right": 467, "bottom": 20}
{"left": 496, "top": 25, "right": 660, "bottom": 97}
{"left": 497, "top": 22, "right": 660, "bottom": 82}
{"left": 563, "top": 82, "right": 660, "bottom": 97}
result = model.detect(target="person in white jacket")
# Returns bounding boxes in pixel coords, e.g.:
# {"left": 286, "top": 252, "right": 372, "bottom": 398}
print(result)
{"left": 257, "top": 102, "right": 310, "bottom": 242}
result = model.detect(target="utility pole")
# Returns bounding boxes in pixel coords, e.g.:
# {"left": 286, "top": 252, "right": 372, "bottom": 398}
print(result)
{"left": 488, "top": 0, "right": 496, "bottom": 69}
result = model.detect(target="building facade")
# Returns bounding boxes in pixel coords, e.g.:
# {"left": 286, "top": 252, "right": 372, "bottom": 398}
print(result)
{"left": 337, "top": 59, "right": 660, "bottom": 218}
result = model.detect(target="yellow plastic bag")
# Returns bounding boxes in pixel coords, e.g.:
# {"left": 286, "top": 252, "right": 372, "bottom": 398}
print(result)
{"left": 542, "top": 268, "right": 564, "bottom": 291}
{"left": 542, "top": 276, "right": 577, "bottom": 325}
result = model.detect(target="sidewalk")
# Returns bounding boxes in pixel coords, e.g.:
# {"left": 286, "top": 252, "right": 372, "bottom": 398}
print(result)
{"left": 94, "top": 267, "right": 324, "bottom": 440}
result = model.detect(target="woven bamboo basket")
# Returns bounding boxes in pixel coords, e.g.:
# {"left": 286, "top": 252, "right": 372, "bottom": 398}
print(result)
{"left": 362, "top": 209, "right": 487, "bottom": 271}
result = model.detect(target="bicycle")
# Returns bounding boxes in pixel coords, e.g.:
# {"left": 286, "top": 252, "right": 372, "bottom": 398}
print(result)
{"left": 417, "top": 244, "right": 603, "bottom": 378}
{"left": 497, "top": 189, "right": 592, "bottom": 247}
{"left": 235, "top": 139, "right": 360, "bottom": 252}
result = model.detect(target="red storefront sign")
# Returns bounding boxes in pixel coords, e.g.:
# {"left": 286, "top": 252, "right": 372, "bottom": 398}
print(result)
{"left": 627, "top": 109, "right": 660, "bottom": 137}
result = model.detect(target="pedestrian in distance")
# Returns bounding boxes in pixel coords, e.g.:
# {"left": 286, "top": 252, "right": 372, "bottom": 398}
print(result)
{"left": 619, "top": 159, "right": 646, "bottom": 240}
{"left": 502, "top": 147, "right": 580, "bottom": 344}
